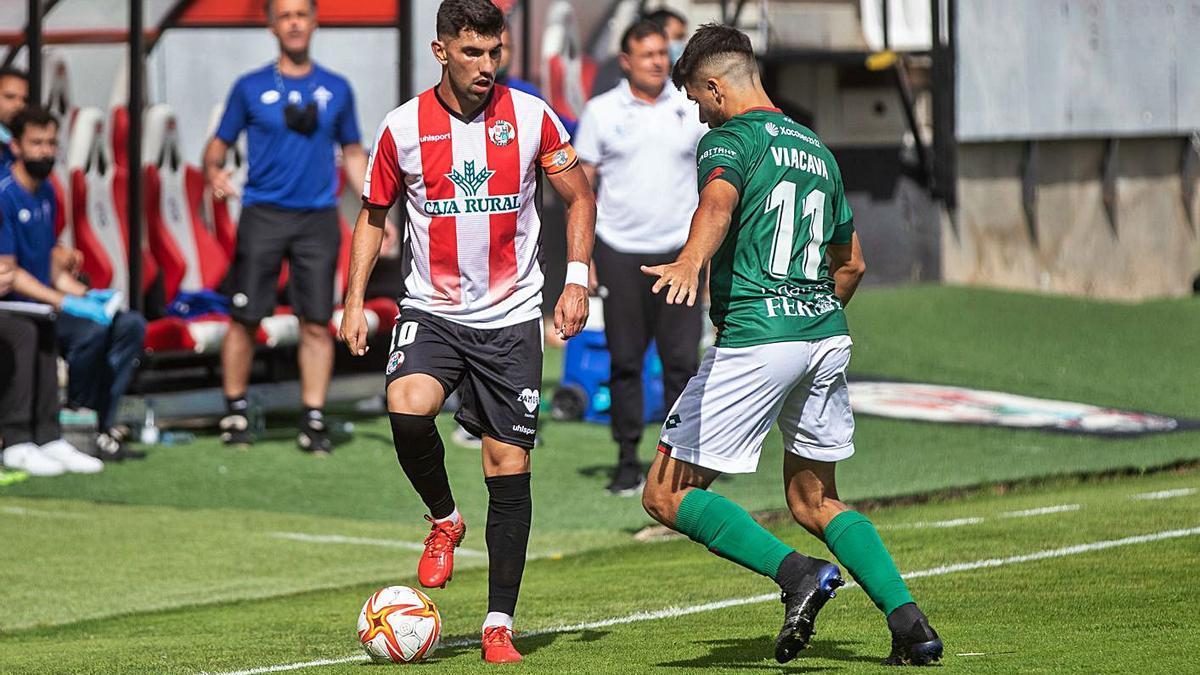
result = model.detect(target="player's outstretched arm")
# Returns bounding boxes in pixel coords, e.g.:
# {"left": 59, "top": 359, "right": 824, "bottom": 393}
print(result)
{"left": 641, "top": 180, "right": 739, "bottom": 306}
{"left": 546, "top": 162, "right": 597, "bottom": 340}
{"left": 340, "top": 207, "right": 387, "bottom": 356}
{"left": 827, "top": 232, "right": 866, "bottom": 306}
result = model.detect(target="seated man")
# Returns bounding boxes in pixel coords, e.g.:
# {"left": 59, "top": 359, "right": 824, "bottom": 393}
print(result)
{"left": 1, "top": 106, "right": 147, "bottom": 461}
{"left": 0, "top": 259, "right": 103, "bottom": 476}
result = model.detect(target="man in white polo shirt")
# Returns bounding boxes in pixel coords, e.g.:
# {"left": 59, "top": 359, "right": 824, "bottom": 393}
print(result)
{"left": 575, "top": 19, "right": 708, "bottom": 495}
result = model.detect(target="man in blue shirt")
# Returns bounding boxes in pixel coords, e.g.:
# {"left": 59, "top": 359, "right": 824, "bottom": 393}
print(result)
{"left": 204, "top": 0, "right": 369, "bottom": 454}
{"left": 1, "top": 106, "right": 147, "bottom": 463}
{"left": 0, "top": 67, "right": 29, "bottom": 174}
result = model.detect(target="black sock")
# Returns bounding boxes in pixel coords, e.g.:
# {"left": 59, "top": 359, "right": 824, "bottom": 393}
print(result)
{"left": 389, "top": 413, "right": 455, "bottom": 519}
{"left": 302, "top": 407, "right": 324, "bottom": 430}
{"left": 226, "top": 396, "right": 249, "bottom": 416}
{"left": 775, "top": 551, "right": 821, "bottom": 592}
{"left": 485, "top": 472, "right": 532, "bottom": 616}
{"left": 886, "top": 602, "right": 926, "bottom": 635}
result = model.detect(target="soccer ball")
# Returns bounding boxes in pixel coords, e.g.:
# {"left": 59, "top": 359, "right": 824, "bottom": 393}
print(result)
{"left": 357, "top": 586, "right": 442, "bottom": 663}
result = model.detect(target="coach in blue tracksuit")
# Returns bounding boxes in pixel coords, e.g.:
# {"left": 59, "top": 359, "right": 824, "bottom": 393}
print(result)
{"left": 204, "top": 0, "right": 369, "bottom": 454}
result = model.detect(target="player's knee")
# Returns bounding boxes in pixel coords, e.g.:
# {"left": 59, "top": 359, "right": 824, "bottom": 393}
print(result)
{"left": 641, "top": 483, "right": 675, "bottom": 527}
{"left": 386, "top": 376, "right": 443, "bottom": 416}
{"left": 299, "top": 319, "right": 331, "bottom": 340}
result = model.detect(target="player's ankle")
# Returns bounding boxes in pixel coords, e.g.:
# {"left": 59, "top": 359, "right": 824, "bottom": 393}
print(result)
{"left": 482, "top": 612, "right": 513, "bottom": 631}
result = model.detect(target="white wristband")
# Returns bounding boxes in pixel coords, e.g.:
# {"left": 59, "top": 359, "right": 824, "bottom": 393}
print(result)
{"left": 565, "top": 261, "right": 590, "bottom": 288}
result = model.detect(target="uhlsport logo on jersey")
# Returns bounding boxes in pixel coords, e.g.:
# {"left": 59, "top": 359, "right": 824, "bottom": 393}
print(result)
{"left": 425, "top": 160, "right": 521, "bottom": 216}
{"left": 488, "top": 120, "right": 515, "bottom": 146}
{"left": 518, "top": 388, "right": 540, "bottom": 413}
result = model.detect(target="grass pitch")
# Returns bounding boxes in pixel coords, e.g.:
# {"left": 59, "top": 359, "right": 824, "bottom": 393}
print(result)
{"left": 2, "top": 286, "right": 1199, "bottom": 673}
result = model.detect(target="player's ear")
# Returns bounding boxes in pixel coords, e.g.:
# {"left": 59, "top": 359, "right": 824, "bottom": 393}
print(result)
{"left": 706, "top": 77, "right": 722, "bottom": 103}
{"left": 431, "top": 39, "right": 449, "bottom": 66}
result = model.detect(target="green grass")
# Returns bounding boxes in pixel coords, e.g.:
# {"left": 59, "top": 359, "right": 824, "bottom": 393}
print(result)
{"left": 2, "top": 468, "right": 1196, "bottom": 673}
{"left": 2, "top": 286, "right": 1199, "bottom": 672}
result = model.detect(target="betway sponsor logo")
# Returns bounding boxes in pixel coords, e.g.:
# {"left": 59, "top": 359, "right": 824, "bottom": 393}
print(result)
{"left": 420, "top": 132, "right": 452, "bottom": 143}
{"left": 423, "top": 194, "right": 521, "bottom": 216}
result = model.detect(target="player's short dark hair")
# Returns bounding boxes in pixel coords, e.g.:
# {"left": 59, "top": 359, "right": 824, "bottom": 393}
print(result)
{"left": 643, "top": 8, "right": 686, "bottom": 29}
{"left": 436, "top": 0, "right": 506, "bottom": 40}
{"left": 0, "top": 66, "right": 28, "bottom": 84}
{"left": 620, "top": 19, "right": 667, "bottom": 54}
{"left": 263, "top": 0, "right": 316, "bottom": 20}
{"left": 10, "top": 105, "right": 59, "bottom": 140}
{"left": 671, "top": 23, "right": 755, "bottom": 89}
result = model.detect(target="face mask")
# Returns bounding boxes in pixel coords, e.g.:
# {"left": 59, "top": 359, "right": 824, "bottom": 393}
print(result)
{"left": 668, "top": 40, "right": 685, "bottom": 66}
{"left": 24, "top": 157, "right": 55, "bottom": 180}
{"left": 284, "top": 101, "right": 319, "bottom": 135}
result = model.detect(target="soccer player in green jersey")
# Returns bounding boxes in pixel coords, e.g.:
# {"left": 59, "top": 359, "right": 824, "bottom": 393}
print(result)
{"left": 640, "top": 24, "right": 942, "bottom": 666}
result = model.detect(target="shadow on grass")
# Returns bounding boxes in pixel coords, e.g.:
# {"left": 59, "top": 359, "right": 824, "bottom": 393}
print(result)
{"left": 412, "top": 628, "right": 612, "bottom": 662}
{"left": 656, "top": 635, "right": 881, "bottom": 671}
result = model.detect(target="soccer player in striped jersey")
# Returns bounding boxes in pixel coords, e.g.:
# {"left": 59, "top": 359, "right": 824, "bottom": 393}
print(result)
{"left": 639, "top": 25, "right": 942, "bottom": 665}
{"left": 339, "top": 0, "right": 595, "bottom": 664}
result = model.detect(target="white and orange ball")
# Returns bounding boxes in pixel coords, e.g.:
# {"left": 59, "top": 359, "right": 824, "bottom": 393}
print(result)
{"left": 357, "top": 586, "right": 442, "bottom": 663}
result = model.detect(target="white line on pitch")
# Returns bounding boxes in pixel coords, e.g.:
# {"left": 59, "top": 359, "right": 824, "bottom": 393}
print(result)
{"left": 207, "top": 525, "right": 1200, "bottom": 675}
{"left": 1000, "top": 504, "right": 1081, "bottom": 518}
{"left": 0, "top": 506, "right": 87, "bottom": 519}
{"left": 1130, "top": 488, "right": 1197, "bottom": 501}
{"left": 266, "top": 532, "right": 485, "bottom": 558}
{"left": 879, "top": 516, "right": 984, "bottom": 530}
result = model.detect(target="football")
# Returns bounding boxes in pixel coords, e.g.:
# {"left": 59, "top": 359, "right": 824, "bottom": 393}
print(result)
{"left": 357, "top": 586, "right": 442, "bottom": 663}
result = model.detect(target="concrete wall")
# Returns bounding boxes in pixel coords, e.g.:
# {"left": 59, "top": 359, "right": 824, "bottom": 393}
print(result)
{"left": 945, "top": 138, "right": 1200, "bottom": 300}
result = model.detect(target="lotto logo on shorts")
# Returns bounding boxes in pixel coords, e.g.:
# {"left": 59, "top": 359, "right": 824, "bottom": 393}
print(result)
{"left": 386, "top": 351, "right": 404, "bottom": 375}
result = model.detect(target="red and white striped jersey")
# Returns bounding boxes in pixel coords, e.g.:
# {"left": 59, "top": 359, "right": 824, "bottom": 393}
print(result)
{"left": 364, "top": 84, "right": 578, "bottom": 328}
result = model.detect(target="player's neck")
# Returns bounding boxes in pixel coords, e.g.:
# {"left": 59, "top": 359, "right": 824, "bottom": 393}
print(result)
{"left": 10, "top": 161, "right": 41, "bottom": 194}
{"left": 277, "top": 51, "right": 313, "bottom": 78}
{"left": 436, "top": 77, "right": 489, "bottom": 120}
{"left": 729, "top": 90, "right": 776, "bottom": 119}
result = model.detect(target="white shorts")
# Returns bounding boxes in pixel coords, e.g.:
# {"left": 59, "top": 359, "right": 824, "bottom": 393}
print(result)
{"left": 659, "top": 335, "right": 855, "bottom": 474}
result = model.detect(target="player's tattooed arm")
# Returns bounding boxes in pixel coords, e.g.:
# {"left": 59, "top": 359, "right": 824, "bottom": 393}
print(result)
{"left": 641, "top": 180, "right": 739, "bottom": 307}
{"left": 546, "top": 160, "right": 596, "bottom": 340}
{"left": 339, "top": 207, "right": 387, "bottom": 356}
{"left": 827, "top": 232, "right": 866, "bottom": 306}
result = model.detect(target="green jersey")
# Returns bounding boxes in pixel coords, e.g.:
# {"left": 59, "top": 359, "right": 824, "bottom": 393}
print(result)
{"left": 695, "top": 107, "right": 855, "bottom": 348}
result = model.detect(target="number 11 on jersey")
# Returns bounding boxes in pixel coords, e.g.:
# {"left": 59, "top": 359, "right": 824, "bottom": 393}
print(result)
{"left": 767, "top": 180, "right": 826, "bottom": 280}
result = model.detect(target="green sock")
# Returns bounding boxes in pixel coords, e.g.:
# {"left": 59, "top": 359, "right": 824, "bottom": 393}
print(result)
{"left": 824, "top": 510, "right": 914, "bottom": 615}
{"left": 674, "top": 489, "right": 794, "bottom": 580}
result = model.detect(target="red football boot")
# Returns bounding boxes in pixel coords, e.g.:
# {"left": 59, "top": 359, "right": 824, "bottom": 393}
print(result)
{"left": 417, "top": 514, "right": 466, "bottom": 588}
{"left": 481, "top": 626, "right": 523, "bottom": 663}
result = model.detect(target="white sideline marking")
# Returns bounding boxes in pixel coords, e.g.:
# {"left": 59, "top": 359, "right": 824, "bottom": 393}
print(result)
{"left": 267, "top": 532, "right": 485, "bottom": 558}
{"left": 208, "top": 525, "right": 1200, "bottom": 675}
{"left": 0, "top": 506, "right": 87, "bottom": 519}
{"left": 1000, "top": 504, "right": 1081, "bottom": 518}
{"left": 1131, "top": 488, "right": 1197, "bottom": 501}
{"left": 880, "top": 516, "right": 984, "bottom": 530}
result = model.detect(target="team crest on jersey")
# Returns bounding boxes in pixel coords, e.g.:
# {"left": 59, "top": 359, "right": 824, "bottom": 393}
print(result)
{"left": 386, "top": 350, "right": 405, "bottom": 375}
{"left": 489, "top": 120, "right": 515, "bottom": 146}
{"left": 550, "top": 149, "right": 570, "bottom": 168}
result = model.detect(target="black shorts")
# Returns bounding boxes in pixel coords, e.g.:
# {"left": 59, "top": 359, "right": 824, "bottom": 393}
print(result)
{"left": 227, "top": 204, "right": 340, "bottom": 324}
{"left": 384, "top": 308, "right": 543, "bottom": 450}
